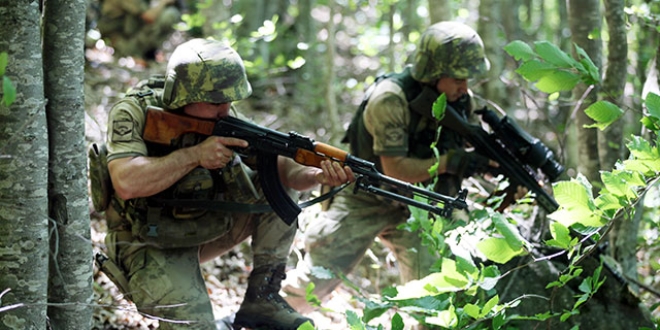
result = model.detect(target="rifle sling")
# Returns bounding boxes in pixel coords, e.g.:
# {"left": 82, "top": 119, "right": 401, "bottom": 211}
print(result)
{"left": 150, "top": 182, "right": 351, "bottom": 214}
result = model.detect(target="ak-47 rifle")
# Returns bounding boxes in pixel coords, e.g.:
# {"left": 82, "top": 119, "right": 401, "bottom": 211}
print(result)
{"left": 143, "top": 107, "right": 468, "bottom": 225}
{"left": 438, "top": 103, "right": 565, "bottom": 212}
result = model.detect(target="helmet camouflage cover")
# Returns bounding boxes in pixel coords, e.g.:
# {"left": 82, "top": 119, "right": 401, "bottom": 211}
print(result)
{"left": 163, "top": 38, "right": 252, "bottom": 109}
{"left": 411, "top": 21, "right": 490, "bottom": 83}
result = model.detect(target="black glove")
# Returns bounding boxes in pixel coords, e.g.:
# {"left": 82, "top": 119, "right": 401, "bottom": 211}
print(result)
{"left": 445, "top": 149, "right": 491, "bottom": 178}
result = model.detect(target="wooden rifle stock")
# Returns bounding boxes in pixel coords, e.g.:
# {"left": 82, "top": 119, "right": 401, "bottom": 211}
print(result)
{"left": 143, "top": 107, "right": 215, "bottom": 145}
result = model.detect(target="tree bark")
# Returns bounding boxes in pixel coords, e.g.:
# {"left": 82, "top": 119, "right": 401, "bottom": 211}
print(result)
{"left": 427, "top": 0, "right": 452, "bottom": 23}
{"left": 0, "top": 1, "right": 50, "bottom": 328}
{"left": 568, "top": 0, "right": 602, "bottom": 188}
{"left": 42, "top": 0, "right": 94, "bottom": 328}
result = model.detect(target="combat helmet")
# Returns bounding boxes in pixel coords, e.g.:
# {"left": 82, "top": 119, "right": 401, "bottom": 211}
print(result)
{"left": 411, "top": 21, "right": 490, "bottom": 83}
{"left": 162, "top": 38, "right": 252, "bottom": 109}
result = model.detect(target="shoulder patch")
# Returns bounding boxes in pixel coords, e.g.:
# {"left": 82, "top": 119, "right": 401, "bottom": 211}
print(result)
{"left": 384, "top": 126, "right": 405, "bottom": 146}
{"left": 112, "top": 118, "right": 134, "bottom": 142}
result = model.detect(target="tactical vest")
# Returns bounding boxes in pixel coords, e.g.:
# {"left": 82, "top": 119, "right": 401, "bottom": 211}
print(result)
{"left": 103, "top": 75, "right": 259, "bottom": 248}
{"left": 342, "top": 66, "right": 469, "bottom": 195}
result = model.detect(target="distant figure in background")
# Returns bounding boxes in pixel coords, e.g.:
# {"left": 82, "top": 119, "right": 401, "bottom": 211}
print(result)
{"left": 95, "top": 0, "right": 181, "bottom": 65}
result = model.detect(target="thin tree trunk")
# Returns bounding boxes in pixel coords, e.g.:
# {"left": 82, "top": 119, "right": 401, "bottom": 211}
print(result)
{"left": 42, "top": 0, "right": 94, "bottom": 328}
{"left": 427, "top": 0, "right": 452, "bottom": 23}
{"left": 477, "top": 0, "right": 506, "bottom": 107}
{"left": 0, "top": 1, "right": 50, "bottom": 328}
{"left": 568, "top": 0, "right": 602, "bottom": 188}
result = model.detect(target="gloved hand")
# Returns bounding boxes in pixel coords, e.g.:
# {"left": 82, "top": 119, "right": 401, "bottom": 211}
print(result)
{"left": 445, "top": 149, "right": 492, "bottom": 178}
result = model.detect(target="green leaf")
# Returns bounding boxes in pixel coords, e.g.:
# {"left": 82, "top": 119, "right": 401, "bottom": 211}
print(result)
{"left": 600, "top": 170, "right": 643, "bottom": 200}
{"left": 546, "top": 222, "right": 574, "bottom": 249}
{"left": 432, "top": 93, "right": 447, "bottom": 120}
{"left": 534, "top": 70, "right": 581, "bottom": 94}
{"left": 297, "top": 320, "right": 315, "bottom": 330}
{"left": 515, "top": 59, "right": 557, "bottom": 81}
{"left": 464, "top": 303, "right": 481, "bottom": 319}
{"left": 492, "top": 212, "right": 528, "bottom": 251}
{"left": 391, "top": 313, "right": 404, "bottom": 330}
{"left": 346, "top": 310, "right": 366, "bottom": 330}
{"left": 391, "top": 258, "right": 469, "bottom": 300}
{"left": 0, "top": 52, "right": 7, "bottom": 76}
{"left": 549, "top": 178, "right": 605, "bottom": 227}
{"left": 426, "top": 305, "right": 458, "bottom": 328}
{"left": 504, "top": 40, "right": 536, "bottom": 61}
{"left": 481, "top": 295, "right": 500, "bottom": 317}
{"left": 3, "top": 76, "right": 16, "bottom": 107}
{"left": 575, "top": 44, "right": 600, "bottom": 84}
{"left": 646, "top": 92, "right": 660, "bottom": 120}
{"left": 477, "top": 237, "right": 525, "bottom": 264}
{"left": 534, "top": 41, "right": 577, "bottom": 68}
{"left": 583, "top": 101, "right": 624, "bottom": 130}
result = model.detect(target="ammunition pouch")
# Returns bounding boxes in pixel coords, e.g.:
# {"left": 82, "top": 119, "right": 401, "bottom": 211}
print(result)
{"left": 123, "top": 159, "right": 260, "bottom": 249}
{"left": 88, "top": 143, "right": 113, "bottom": 212}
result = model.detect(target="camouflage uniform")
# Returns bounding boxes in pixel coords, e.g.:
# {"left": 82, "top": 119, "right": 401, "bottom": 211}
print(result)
{"left": 283, "top": 22, "right": 491, "bottom": 317}
{"left": 101, "top": 39, "right": 311, "bottom": 330}
{"left": 96, "top": 0, "right": 180, "bottom": 59}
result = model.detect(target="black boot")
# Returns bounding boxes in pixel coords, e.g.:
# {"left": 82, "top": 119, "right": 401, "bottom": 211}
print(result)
{"left": 234, "top": 264, "right": 314, "bottom": 330}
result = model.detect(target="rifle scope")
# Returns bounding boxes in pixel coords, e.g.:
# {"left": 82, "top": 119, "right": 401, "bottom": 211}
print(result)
{"left": 477, "top": 108, "right": 564, "bottom": 182}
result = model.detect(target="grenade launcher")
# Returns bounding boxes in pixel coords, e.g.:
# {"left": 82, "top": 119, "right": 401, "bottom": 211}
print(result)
{"left": 143, "top": 107, "right": 468, "bottom": 225}
{"left": 440, "top": 104, "right": 565, "bottom": 213}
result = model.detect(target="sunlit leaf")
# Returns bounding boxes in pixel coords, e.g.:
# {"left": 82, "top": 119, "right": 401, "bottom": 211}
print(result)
{"left": 546, "top": 222, "right": 574, "bottom": 249}
{"left": 0, "top": 52, "right": 7, "bottom": 76}
{"left": 515, "top": 59, "right": 557, "bottom": 81}
{"left": 550, "top": 178, "right": 605, "bottom": 227}
{"left": 391, "top": 258, "right": 469, "bottom": 300}
{"left": 504, "top": 40, "right": 536, "bottom": 61}
{"left": 425, "top": 305, "right": 457, "bottom": 328}
{"left": 646, "top": 92, "right": 660, "bottom": 120}
{"left": 534, "top": 70, "right": 580, "bottom": 94}
{"left": 583, "top": 101, "right": 624, "bottom": 130}
{"left": 2, "top": 76, "right": 16, "bottom": 107}
{"left": 534, "top": 41, "right": 577, "bottom": 68}
{"left": 492, "top": 212, "right": 529, "bottom": 251}
{"left": 432, "top": 93, "right": 447, "bottom": 120}
{"left": 477, "top": 237, "right": 525, "bottom": 264}
{"left": 575, "top": 44, "right": 600, "bottom": 84}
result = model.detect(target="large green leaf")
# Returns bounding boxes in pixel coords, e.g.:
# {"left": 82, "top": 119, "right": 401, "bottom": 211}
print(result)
{"left": 432, "top": 93, "right": 447, "bottom": 120}
{"left": 549, "top": 179, "right": 605, "bottom": 228}
{"left": 600, "top": 170, "right": 644, "bottom": 200}
{"left": 391, "top": 258, "right": 470, "bottom": 300}
{"left": 646, "top": 92, "right": 660, "bottom": 120}
{"left": 534, "top": 41, "right": 577, "bottom": 68}
{"left": 504, "top": 40, "right": 536, "bottom": 61}
{"left": 583, "top": 101, "right": 624, "bottom": 130}
{"left": 515, "top": 59, "right": 557, "bottom": 81}
{"left": 425, "top": 305, "right": 457, "bottom": 328}
{"left": 0, "top": 52, "right": 7, "bottom": 76}
{"left": 534, "top": 70, "right": 580, "bottom": 94}
{"left": 574, "top": 44, "right": 600, "bottom": 84}
{"left": 492, "top": 212, "right": 529, "bottom": 251}
{"left": 477, "top": 237, "right": 525, "bottom": 264}
{"left": 545, "top": 222, "right": 577, "bottom": 249}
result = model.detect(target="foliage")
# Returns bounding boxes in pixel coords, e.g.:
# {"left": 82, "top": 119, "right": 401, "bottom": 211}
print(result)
{"left": 303, "top": 39, "right": 660, "bottom": 329}
{"left": 0, "top": 52, "right": 16, "bottom": 107}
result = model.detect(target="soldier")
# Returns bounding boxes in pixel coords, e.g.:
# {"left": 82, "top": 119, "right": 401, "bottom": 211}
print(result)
{"left": 100, "top": 38, "right": 354, "bottom": 330}
{"left": 283, "top": 21, "right": 502, "bottom": 317}
{"left": 95, "top": 0, "right": 181, "bottom": 64}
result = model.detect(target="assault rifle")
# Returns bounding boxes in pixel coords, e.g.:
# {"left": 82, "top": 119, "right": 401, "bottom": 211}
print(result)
{"left": 439, "top": 103, "right": 565, "bottom": 213}
{"left": 143, "top": 107, "right": 468, "bottom": 225}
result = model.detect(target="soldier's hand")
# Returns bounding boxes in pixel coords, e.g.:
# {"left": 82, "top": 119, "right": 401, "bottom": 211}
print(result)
{"left": 195, "top": 136, "right": 248, "bottom": 169}
{"left": 316, "top": 160, "right": 355, "bottom": 186}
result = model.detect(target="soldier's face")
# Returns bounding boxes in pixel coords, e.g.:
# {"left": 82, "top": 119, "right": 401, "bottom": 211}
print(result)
{"left": 184, "top": 102, "right": 232, "bottom": 120}
{"left": 435, "top": 76, "right": 468, "bottom": 102}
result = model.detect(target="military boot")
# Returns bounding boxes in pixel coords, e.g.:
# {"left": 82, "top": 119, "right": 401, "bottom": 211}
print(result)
{"left": 234, "top": 264, "right": 314, "bottom": 330}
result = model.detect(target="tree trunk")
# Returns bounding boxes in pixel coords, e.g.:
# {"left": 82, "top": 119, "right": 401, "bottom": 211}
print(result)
{"left": 477, "top": 0, "right": 507, "bottom": 108}
{"left": 42, "top": 0, "right": 94, "bottom": 328}
{"left": 323, "top": 3, "right": 341, "bottom": 144}
{"left": 427, "top": 0, "right": 452, "bottom": 23}
{"left": 568, "top": 0, "right": 602, "bottom": 188}
{"left": 0, "top": 1, "right": 50, "bottom": 328}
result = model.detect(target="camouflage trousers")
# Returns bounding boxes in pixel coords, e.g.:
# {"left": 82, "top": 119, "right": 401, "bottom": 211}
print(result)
{"left": 105, "top": 201, "right": 297, "bottom": 329}
{"left": 282, "top": 188, "right": 439, "bottom": 314}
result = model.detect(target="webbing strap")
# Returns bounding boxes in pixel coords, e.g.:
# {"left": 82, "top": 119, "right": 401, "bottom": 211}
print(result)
{"left": 150, "top": 182, "right": 351, "bottom": 214}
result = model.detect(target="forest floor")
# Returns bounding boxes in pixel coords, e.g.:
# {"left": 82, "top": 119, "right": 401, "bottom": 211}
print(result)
{"left": 84, "top": 40, "right": 410, "bottom": 330}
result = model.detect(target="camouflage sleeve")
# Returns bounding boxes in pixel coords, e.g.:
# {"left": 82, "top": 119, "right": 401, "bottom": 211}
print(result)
{"left": 363, "top": 81, "right": 410, "bottom": 157}
{"left": 106, "top": 98, "right": 148, "bottom": 162}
